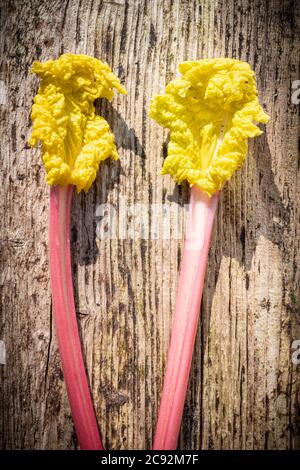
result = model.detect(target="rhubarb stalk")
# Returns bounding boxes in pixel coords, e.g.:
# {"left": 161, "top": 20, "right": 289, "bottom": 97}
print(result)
{"left": 153, "top": 187, "right": 219, "bottom": 450}
{"left": 29, "top": 54, "right": 126, "bottom": 449}
{"left": 49, "top": 184, "right": 102, "bottom": 449}
{"left": 150, "top": 58, "right": 270, "bottom": 449}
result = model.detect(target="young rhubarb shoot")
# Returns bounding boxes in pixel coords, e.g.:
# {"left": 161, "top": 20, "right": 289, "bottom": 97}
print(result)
{"left": 150, "top": 58, "right": 269, "bottom": 450}
{"left": 29, "top": 54, "right": 126, "bottom": 450}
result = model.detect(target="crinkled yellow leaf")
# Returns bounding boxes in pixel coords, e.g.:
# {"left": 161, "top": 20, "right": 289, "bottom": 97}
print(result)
{"left": 150, "top": 58, "right": 270, "bottom": 196}
{"left": 29, "top": 53, "right": 126, "bottom": 192}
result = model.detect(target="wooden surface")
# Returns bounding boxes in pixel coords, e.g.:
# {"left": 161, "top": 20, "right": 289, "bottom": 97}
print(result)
{"left": 1, "top": 0, "right": 300, "bottom": 450}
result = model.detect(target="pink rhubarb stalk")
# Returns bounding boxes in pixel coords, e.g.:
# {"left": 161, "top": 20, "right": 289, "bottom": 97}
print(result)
{"left": 153, "top": 186, "right": 219, "bottom": 450}
{"left": 49, "top": 185, "right": 103, "bottom": 450}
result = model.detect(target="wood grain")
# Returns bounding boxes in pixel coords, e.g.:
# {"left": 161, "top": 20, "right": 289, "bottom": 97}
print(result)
{"left": 0, "top": 0, "right": 299, "bottom": 450}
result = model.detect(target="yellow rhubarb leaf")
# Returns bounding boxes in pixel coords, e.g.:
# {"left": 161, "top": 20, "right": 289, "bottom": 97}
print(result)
{"left": 29, "top": 53, "right": 126, "bottom": 192}
{"left": 150, "top": 58, "right": 270, "bottom": 196}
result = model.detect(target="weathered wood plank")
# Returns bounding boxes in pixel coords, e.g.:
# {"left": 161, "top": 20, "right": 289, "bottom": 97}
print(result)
{"left": 0, "top": 0, "right": 299, "bottom": 450}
